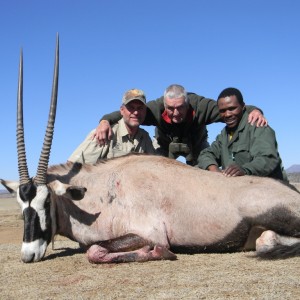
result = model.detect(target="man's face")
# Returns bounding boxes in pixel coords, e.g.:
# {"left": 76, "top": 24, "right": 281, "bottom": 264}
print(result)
{"left": 120, "top": 100, "right": 146, "bottom": 128}
{"left": 218, "top": 95, "right": 245, "bottom": 129}
{"left": 164, "top": 96, "right": 188, "bottom": 124}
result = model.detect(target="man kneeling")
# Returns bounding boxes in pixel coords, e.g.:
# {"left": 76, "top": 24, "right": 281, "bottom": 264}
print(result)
{"left": 197, "top": 87, "right": 287, "bottom": 181}
{"left": 68, "top": 89, "right": 155, "bottom": 163}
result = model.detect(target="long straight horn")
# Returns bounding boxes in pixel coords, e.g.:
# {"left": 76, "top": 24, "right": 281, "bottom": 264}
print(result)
{"left": 35, "top": 34, "right": 59, "bottom": 185}
{"left": 17, "top": 48, "right": 30, "bottom": 185}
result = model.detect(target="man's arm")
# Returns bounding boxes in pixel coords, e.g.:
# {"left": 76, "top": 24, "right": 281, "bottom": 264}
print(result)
{"left": 95, "top": 97, "right": 164, "bottom": 146}
{"left": 197, "top": 136, "right": 222, "bottom": 170}
{"left": 100, "top": 111, "right": 122, "bottom": 124}
{"left": 245, "top": 105, "right": 268, "bottom": 127}
{"left": 206, "top": 164, "right": 221, "bottom": 172}
{"left": 93, "top": 111, "right": 121, "bottom": 146}
{"left": 99, "top": 97, "right": 164, "bottom": 126}
{"left": 222, "top": 165, "right": 246, "bottom": 177}
{"left": 68, "top": 129, "right": 108, "bottom": 164}
{"left": 141, "top": 96, "right": 165, "bottom": 126}
{"left": 197, "top": 131, "right": 245, "bottom": 176}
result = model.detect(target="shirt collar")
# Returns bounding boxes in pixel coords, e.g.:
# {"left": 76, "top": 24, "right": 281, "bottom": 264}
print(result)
{"left": 118, "top": 118, "right": 130, "bottom": 137}
{"left": 118, "top": 118, "right": 142, "bottom": 140}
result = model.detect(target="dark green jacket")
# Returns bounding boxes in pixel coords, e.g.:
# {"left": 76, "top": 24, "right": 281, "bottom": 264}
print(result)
{"left": 197, "top": 111, "right": 287, "bottom": 181}
{"left": 101, "top": 93, "right": 259, "bottom": 164}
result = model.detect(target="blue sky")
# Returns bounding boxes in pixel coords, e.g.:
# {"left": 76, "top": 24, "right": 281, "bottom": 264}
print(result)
{"left": 1, "top": 0, "right": 299, "bottom": 181}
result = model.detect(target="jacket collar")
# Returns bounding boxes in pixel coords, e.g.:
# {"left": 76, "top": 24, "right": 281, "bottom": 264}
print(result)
{"left": 226, "top": 111, "right": 248, "bottom": 144}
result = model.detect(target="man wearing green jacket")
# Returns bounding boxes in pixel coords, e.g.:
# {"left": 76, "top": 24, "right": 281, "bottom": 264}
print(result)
{"left": 96, "top": 84, "right": 267, "bottom": 166}
{"left": 197, "top": 87, "right": 287, "bottom": 181}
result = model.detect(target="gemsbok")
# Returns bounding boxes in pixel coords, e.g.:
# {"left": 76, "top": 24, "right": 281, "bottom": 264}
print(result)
{"left": 1, "top": 36, "right": 300, "bottom": 263}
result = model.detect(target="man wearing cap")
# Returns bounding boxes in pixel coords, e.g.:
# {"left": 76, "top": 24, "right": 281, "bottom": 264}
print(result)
{"left": 68, "top": 89, "right": 155, "bottom": 164}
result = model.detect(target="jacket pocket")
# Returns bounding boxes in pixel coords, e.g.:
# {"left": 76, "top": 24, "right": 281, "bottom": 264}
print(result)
{"left": 232, "top": 143, "right": 251, "bottom": 163}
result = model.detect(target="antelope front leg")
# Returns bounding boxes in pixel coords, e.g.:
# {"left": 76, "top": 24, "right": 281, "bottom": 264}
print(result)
{"left": 86, "top": 233, "right": 176, "bottom": 263}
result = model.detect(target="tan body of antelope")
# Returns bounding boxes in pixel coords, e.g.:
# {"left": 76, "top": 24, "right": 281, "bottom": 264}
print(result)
{"left": 1, "top": 36, "right": 300, "bottom": 263}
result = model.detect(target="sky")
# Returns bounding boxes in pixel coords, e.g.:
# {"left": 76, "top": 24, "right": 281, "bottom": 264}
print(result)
{"left": 1, "top": 0, "right": 300, "bottom": 181}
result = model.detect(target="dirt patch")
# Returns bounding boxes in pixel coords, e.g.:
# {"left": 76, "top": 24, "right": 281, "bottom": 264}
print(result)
{"left": 1, "top": 194, "right": 300, "bottom": 299}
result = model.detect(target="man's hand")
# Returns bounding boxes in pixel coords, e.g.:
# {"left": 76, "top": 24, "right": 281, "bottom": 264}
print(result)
{"left": 93, "top": 120, "right": 113, "bottom": 146}
{"left": 222, "top": 164, "right": 246, "bottom": 177}
{"left": 248, "top": 109, "right": 268, "bottom": 127}
{"left": 207, "top": 165, "right": 221, "bottom": 172}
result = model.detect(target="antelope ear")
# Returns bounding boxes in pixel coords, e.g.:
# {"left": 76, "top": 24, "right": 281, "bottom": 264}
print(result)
{"left": 0, "top": 179, "right": 19, "bottom": 194}
{"left": 65, "top": 186, "right": 87, "bottom": 200}
{"left": 51, "top": 179, "right": 87, "bottom": 201}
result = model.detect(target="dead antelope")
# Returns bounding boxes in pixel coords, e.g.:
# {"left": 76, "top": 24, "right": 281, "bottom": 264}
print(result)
{"left": 1, "top": 37, "right": 300, "bottom": 264}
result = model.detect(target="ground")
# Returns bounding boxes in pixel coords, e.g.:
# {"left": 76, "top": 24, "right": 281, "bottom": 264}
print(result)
{"left": 1, "top": 184, "right": 300, "bottom": 299}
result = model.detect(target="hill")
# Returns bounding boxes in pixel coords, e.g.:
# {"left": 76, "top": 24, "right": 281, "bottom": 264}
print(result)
{"left": 286, "top": 164, "right": 300, "bottom": 173}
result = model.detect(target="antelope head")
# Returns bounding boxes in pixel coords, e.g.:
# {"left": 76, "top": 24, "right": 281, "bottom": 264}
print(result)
{"left": 1, "top": 36, "right": 59, "bottom": 262}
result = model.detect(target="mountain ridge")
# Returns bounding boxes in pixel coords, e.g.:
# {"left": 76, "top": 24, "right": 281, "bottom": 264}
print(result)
{"left": 286, "top": 164, "right": 300, "bottom": 173}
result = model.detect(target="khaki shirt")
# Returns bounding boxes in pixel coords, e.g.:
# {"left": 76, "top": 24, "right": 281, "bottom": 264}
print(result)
{"left": 68, "top": 118, "right": 155, "bottom": 164}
